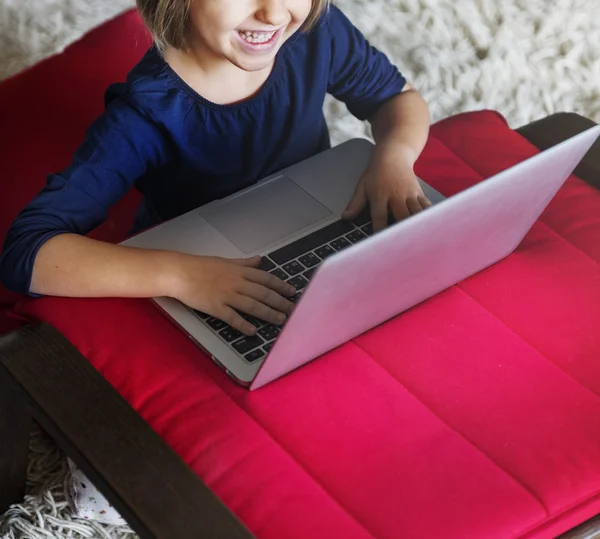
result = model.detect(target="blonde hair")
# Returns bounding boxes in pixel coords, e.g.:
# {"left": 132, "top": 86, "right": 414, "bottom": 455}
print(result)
{"left": 137, "top": 0, "right": 331, "bottom": 52}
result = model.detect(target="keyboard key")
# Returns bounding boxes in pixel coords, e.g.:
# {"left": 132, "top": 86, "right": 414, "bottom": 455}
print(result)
{"left": 264, "top": 342, "right": 275, "bottom": 353}
{"left": 346, "top": 230, "right": 367, "bottom": 244}
{"left": 232, "top": 335, "right": 264, "bottom": 354}
{"left": 270, "top": 268, "right": 288, "bottom": 281}
{"left": 243, "top": 316, "right": 263, "bottom": 329}
{"left": 259, "top": 257, "right": 276, "bottom": 271}
{"left": 290, "top": 292, "right": 303, "bottom": 304}
{"left": 258, "top": 325, "right": 281, "bottom": 341}
{"left": 193, "top": 310, "right": 210, "bottom": 319}
{"left": 299, "top": 252, "right": 320, "bottom": 268}
{"left": 303, "top": 267, "right": 318, "bottom": 281}
{"left": 220, "top": 326, "right": 243, "bottom": 343}
{"left": 352, "top": 209, "right": 371, "bottom": 227}
{"left": 269, "top": 220, "right": 354, "bottom": 265}
{"left": 331, "top": 237, "right": 351, "bottom": 251}
{"left": 282, "top": 260, "right": 305, "bottom": 276}
{"left": 288, "top": 275, "right": 309, "bottom": 291}
{"left": 315, "top": 245, "right": 335, "bottom": 259}
{"left": 206, "top": 317, "right": 226, "bottom": 331}
{"left": 245, "top": 349, "right": 265, "bottom": 363}
{"left": 361, "top": 223, "right": 373, "bottom": 235}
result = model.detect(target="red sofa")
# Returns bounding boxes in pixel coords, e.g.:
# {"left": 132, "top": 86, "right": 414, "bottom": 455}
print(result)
{"left": 2, "top": 9, "right": 600, "bottom": 539}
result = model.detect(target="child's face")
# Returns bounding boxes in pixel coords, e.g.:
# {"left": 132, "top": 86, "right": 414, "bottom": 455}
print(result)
{"left": 187, "top": 0, "right": 313, "bottom": 72}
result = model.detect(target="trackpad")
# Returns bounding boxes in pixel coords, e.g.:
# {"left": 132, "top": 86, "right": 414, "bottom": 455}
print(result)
{"left": 200, "top": 176, "right": 331, "bottom": 254}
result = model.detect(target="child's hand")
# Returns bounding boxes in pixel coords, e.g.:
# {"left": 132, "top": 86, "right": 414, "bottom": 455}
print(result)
{"left": 172, "top": 254, "right": 296, "bottom": 335}
{"left": 342, "top": 145, "right": 432, "bottom": 232}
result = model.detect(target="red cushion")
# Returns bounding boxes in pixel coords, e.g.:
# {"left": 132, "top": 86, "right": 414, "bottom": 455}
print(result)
{"left": 13, "top": 110, "right": 600, "bottom": 538}
{"left": 0, "top": 9, "right": 149, "bottom": 331}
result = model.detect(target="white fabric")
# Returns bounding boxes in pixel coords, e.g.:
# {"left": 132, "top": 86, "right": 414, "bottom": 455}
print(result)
{"left": 0, "top": 423, "right": 136, "bottom": 538}
{"left": 65, "top": 460, "right": 127, "bottom": 527}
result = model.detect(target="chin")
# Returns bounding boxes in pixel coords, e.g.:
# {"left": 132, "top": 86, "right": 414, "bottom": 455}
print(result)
{"left": 229, "top": 53, "right": 277, "bottom": 73}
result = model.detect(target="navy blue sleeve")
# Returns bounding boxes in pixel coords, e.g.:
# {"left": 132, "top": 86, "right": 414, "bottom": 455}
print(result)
{"left": 0, "top": 94, "right": 170, "bottom": 295}
{"left": 325, "top": 5, "right": 407, "bottom": 121}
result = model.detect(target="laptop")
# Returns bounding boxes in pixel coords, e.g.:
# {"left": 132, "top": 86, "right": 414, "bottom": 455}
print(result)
{"left": 122, "top": 125, "right": 600, "bottom": 390}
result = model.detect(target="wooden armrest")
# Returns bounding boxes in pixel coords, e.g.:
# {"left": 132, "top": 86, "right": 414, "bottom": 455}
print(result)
{"left": 0, "top": 323, "right": 255, "bottom": 539}
{"left": 517, "top": 112, "right": 600, "bottom": 189}
{"left": 0, "top": 357, "right": 30, "bottom": 511}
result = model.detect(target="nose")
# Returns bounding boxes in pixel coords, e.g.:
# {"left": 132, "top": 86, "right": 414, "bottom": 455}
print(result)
{"left": 255, "top": 0, "right": 290, "bottom": 27}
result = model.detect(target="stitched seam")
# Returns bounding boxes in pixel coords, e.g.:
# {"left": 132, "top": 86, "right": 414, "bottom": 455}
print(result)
{"left": 448, "top": 283, "right": 600, "bottom": 530}
{"left": 429, "top": 133, "right": 600, "bottom": 398}
{"left": 430, "top": 134, "right": 600, "bottom": 270}
{"left": 513, "top": 489, "right": 600, "bottom": 539}
{"left": 205, "top": 375, "right": 378, "bottom": 539}
{"left": 533, "top": 215, "right": 600, "bottom": 271}
{"left": 349, "top": 339, "right": 550, "bottom": 517}
{"left": 528, "top": 217, "right": 600, "bottom": 272}
{"left": 453, "top": 282, "right": 600, "bottom": 402}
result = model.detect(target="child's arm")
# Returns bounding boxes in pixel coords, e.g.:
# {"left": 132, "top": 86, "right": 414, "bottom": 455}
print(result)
{"left": 0, "top": 97, "right": 294, "bottom": 335}
{"left": 324, "top": 6, "right": 432, "bottom": 231}
{"left": 369, "top": 85, "right": 430, "bottom": 171}
{"left": 343, "top": 84, "right": 432, "bottom": 232}
{"left": 31, "top": 234, "right": 294, "bottom": 335}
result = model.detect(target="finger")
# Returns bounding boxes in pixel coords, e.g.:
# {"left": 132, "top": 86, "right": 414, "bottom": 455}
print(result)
{"left": 370, "top": 195, "right": 389, "bottom": 233}
{"left": 241, "top": 282, "right": 294, "bottom": 315}
{"left": 418, "top": 194, "right": 433, "bottom": 209}
{"left": 406, "top": 196, "right": 424, "bottom": 216}
{"left": 342, "top": 180, "right": 367, "bottom": 220}
{"left": 389, "top": 196, "right": 411, "bottom": 223}
{"left": 231, "top": 295, "right": 288, "bottom": 326}
{"left": 215, "top": 306, "right": 257, "bottom": 336}
{"left": 246, "top": 268, "right": 296, "bottom": 297}
{"left": 230, "top": 255, "right": 262, "bottom": 268}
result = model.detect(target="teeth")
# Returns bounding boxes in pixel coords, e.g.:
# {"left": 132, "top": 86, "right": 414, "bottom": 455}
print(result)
{"left": 238, "top": 30, "right": 275, "bottom": 44}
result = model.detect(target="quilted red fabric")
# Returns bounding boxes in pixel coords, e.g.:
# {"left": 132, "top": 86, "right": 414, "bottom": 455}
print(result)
{"left": 0, "top": 10, "right": 148, "bottom": 331}
{"left": 13, "top": 110, "right": 600, "bottom": 539}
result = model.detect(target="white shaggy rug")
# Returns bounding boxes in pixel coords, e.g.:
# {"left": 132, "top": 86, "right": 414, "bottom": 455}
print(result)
{"left": 1, "top": 0, "right": 600, "bottom": 538}
{"left": 1, "top": 0, "right": 600, "bottom": 143}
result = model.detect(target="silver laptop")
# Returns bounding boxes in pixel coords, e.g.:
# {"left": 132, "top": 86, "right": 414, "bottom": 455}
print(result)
{"left": 122, "top": 125, "right": 600, "bottom": 390}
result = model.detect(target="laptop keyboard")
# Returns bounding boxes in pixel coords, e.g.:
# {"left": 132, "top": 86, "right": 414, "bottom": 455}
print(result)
{"left": 192, "top": 212, "right": 373, "bottom": 364}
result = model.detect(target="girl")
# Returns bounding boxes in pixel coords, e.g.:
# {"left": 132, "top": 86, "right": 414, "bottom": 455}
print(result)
{"left": 0, "top": 0, "right": 431, "bottom": 336}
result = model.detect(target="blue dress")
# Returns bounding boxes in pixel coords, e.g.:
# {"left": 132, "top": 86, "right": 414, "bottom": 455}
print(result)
{"left": 0, "top": 6, "right": 406, "bottom": 294}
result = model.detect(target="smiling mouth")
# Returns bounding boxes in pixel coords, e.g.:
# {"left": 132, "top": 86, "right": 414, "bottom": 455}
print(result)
{"left": 237, "top": 29, "right": 279, "bottom": 45}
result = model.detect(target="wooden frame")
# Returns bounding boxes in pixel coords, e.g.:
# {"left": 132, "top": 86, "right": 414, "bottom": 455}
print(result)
{"left": 1, "top": 113, "right": 599, "bottom": 539}
{"left": 0, "top": 323, "right": 255, "bottom": 539}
